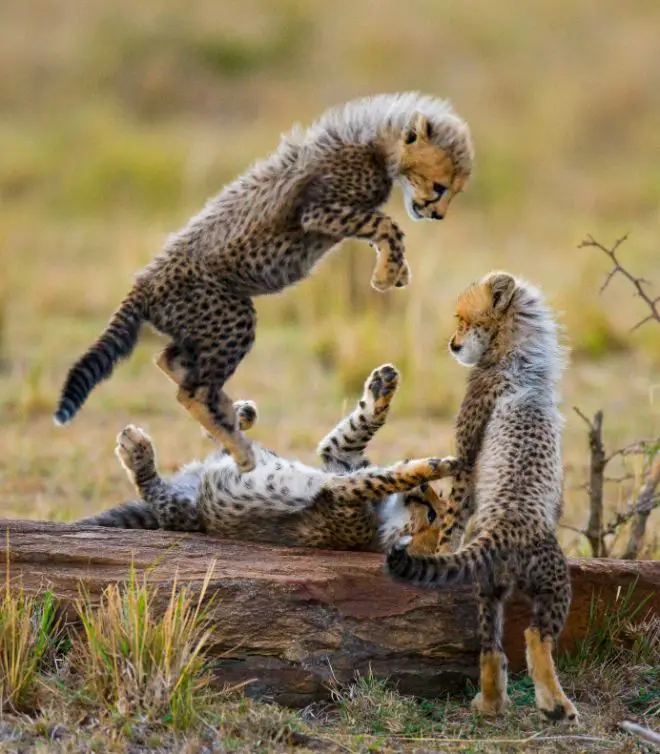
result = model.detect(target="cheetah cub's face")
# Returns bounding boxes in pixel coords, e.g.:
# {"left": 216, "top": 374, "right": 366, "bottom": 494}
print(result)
{"left": 402, "top": 483, "right": 452, "bottom": 555}
{"left": 398, "top": 112, "right": 470, "bottom": 223}
{"left": 449, "top": 272, "right": 517, "bottom": 368}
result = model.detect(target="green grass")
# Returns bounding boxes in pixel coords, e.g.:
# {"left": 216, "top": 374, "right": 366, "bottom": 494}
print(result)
{"left": 73, "top": 563, "right": 218, "bottom": 730}
{"left": 0, "top": 577, "right": 62, "bottom": 713}
{"left": 560, "top": 580, "right": 654, "bottom": 673}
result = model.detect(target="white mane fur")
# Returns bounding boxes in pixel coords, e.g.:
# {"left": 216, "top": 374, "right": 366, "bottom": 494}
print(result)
{"left": 488, "top": 271, "right": 569, "bottom": 404}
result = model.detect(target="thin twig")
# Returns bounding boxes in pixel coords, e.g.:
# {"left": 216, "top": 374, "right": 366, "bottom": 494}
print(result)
{"left": 622, "top": 455, "right": 660, "bottom": 559}
{"left": 620, "top": 720, "right": 660, "bottom": 748}
{"left": 573, "top": 407, "right": 607, "bottom": 557}
{"left": 603, "top": 473, "right": 635, "bottom": 484}
{"left": 602, "top": 494, "right": 660, "bottom": 539}
{"left": 558, "top": 523, "right": 587, "bottom": 536}
{"left": 579, "top": 233, "right": 660, "bottom": 331}
{"left": 333, "top": 731, "right": 619, "bottom": 747}
{"left": 606, "top": 438, "right": 660, "bottom": 464}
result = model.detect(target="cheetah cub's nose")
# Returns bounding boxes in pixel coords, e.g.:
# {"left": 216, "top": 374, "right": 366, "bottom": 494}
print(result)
{"left": 449, "top": 338, "right": 462, "bottom": 353}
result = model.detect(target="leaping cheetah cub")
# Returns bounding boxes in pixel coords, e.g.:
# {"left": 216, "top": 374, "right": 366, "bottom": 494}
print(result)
{"left": 54, "top": 92, "right": 473, "bottom": 473}
{"left": 387, "top": 271, "right": 578, "bottom": 723}
{"left": 77, "top": 364, "right": 460, "bottom": 553}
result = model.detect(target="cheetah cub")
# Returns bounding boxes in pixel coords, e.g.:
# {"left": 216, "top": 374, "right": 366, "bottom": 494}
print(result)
{"left": 386, "top": 271, "right": 578, "bottom": 723}
{"left": 77, "top": 364, "right": 460, "bottom": 553}
{"left": 53, "top": 92, "right": 473, "bottom": 473}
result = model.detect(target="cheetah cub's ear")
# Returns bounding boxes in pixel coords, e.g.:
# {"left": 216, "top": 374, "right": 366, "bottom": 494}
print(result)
{"left": 403, "top": 111, "right": 433, "bottom": 144}
{"left": 489, "top": 273, "right": 516, "bottom": 313}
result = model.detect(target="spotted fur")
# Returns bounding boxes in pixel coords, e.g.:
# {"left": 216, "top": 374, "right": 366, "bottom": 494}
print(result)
{"left": 77, "top": 365, "right": 459, "bottom": 552}
{"left": 386, "top": 271, "right": 578, "bottom": 723}
{"left": 54, "top": 93, "right": 473, "bottom": 472}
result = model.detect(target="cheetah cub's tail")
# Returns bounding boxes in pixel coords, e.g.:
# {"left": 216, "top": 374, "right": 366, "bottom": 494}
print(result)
{"left": 53, "top": 286, "right": 147, "bottom": 425}
{"left": 386, "top": 534, "right": 496, "bottom": 589}
{"left": 75, "top": 501, "right": 159, "bottom": 529}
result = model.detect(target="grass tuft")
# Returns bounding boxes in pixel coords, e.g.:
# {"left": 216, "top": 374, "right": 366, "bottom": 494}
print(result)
{"left": 560, "top": 580, "right": 654, "bottom": 673}
{"left": 72, "top": 562, "right": 217, "bottom": 730}
{"left": 0, "top": 553, "right": 62, "bottom": 712}
{"left": 330, "top": 671, "right": 424, "bottom": 735}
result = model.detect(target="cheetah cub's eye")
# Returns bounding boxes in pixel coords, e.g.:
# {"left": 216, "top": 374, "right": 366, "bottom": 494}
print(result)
{"left": 404, "top": 130, "right": 417, "bottom": 145}
{"left": 426, "top": 506, "right": 437, "bottom": 524}
{"left": 433, "top": 183, "right": 447, "bottom": 197}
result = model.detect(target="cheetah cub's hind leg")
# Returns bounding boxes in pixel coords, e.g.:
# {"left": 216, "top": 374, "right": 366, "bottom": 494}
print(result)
{"left": 155, "top": 343, "right": 255, "bottom": 472}
{"left": 115, "top": 425, "right": 200, "bottom": 531}
{"left": 317, "top": 363, "right": 399, "bottom": 471}
{"left": 525, "top": 553, "right": 579, "bottom": 723}
{"left": 470, "top": 585, "right": 512, "bottom": 717}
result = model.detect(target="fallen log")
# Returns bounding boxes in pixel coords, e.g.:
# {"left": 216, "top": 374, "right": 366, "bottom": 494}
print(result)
{"left": 1, "top": 519, "right": 658, "bottom": 707}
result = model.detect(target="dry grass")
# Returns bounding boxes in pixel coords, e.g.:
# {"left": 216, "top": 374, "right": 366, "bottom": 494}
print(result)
{"left": 0, "top": 0, "right": 658, "bottom": 749}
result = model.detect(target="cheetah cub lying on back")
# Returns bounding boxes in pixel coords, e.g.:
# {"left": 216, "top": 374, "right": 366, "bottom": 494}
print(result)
{"left": 387, "top": 271, "right": 578, "bottom": 723}
{"left": 54, "top": 92, "right": 473, "bottom": 473}
{"left": 77, "top": 364, "right": 459, "bottom": 553}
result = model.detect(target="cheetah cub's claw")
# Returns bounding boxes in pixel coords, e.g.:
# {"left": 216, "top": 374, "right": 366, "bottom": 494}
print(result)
{"left": 364, "top": 364, "right": 400, "bottom": 417}
{"left": 115, "top": 425, "right": 155, "bottom": 473}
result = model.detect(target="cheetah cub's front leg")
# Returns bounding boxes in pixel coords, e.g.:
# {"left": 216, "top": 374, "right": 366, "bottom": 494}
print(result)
{"left": 300, "top": 204, "right": 409, "bottom": 292}
{"left": 115, "top": 425, "right": 158, "bottom": 493}
{"left": 363, "top": 363, "right": 400, "bottom": 420}
{"left": 317, "top": 363, "right": 399, "bottom": 470}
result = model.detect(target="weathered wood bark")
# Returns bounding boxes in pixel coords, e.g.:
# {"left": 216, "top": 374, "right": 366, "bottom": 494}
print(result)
{"left": 1, "top": 519, "right": 658, "bottom": 707}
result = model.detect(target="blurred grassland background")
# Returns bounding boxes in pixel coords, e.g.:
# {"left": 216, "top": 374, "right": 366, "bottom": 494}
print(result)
{"left": 0, "top": 0, "right": 658, "bottom": 555}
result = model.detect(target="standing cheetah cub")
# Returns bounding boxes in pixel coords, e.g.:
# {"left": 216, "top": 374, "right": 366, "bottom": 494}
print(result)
{"left": 77, "top": 364, "right": 460, "bottom": 552}
{"left": 387, "top": 271, "right": 578, "bottom": 723}
{"left": 53, "top": 92, "right": 474, "bottom": 472}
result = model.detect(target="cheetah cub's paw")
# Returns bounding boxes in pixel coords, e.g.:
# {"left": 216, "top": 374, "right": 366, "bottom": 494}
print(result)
{"left": 362, "top": 364, "right": 400, "bottom": 418}
{"left": 539, "top": 698, "right": 579, "bottom": 725}
{"left": 433, "top": 455, "right": 462, "bottom": 477}
{"left": 471, "top": 691, "right": 511, "bottom": 717}
{"left": 394, "top": 260, "right": 412, "bottom": 288}
{"left": 371, "top": 267, "right": 407, "bottom": 292}
{"left": 201, "top": 399, "right": 259, "bottom": 442}
{"left": 115, "top": 425, "right": 155, "bottom": 474}
{"left": 370, "top": 252, "right": 409, "bottom": 292}
{"left": 234, "top": 400, "right": 259, "bottom": 431}
{"left": 427, "top": 456, "right": 462, "bottom": 479}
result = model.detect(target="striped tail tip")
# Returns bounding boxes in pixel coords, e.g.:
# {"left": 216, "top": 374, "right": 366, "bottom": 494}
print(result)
{"left": 53, "top": 400, "right": 77, "bottom": 426}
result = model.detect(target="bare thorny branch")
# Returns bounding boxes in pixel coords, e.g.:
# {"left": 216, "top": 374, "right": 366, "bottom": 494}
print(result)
{"left": 573, "top": 408, "right": 607, "bottom": 557}
{"left": 572, "top": 407, "right": 660, "bottom": 558}
{"left": 622, "top": 455, "right": 660, "bottom": 559}
{"left": 578, "top": 233, "right": 660, "bottom": 331}
{"left": 572, "top": 234, "right": 660, "bottom": 557}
